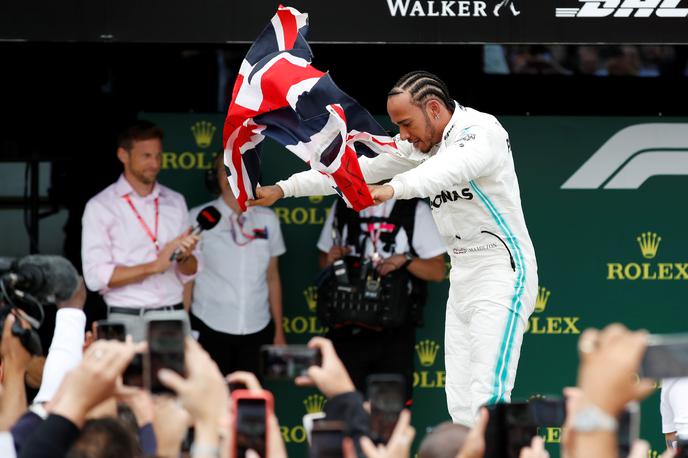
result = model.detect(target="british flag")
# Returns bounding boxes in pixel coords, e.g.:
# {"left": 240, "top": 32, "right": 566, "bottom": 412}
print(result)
{"left": 222, "top": 5, "right": 397, "bottom": 211}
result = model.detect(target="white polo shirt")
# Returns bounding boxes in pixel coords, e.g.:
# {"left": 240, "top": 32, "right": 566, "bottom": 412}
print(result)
{"left": 317, "top": 199, "right": 446, "bottom": 260}
{"left": 661, "top": 378, "right": 688, "bottom": 435}
{"left": 189, "top": 198, "right": 286, "bottom": 335}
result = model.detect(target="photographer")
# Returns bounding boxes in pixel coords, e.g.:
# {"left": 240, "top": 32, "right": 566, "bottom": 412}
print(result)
{"left": 316, "top": 197, "right": 445, "bottom": 402}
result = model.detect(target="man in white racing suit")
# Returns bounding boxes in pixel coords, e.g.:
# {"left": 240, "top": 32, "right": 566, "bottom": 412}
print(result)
{"left": 247, "top": 71, "right": 538, "bottom": 426}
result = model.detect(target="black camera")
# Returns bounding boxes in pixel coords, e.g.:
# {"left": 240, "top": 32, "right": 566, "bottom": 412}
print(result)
{"left": 0, "top": 255, "right": 80, "bottom": 356}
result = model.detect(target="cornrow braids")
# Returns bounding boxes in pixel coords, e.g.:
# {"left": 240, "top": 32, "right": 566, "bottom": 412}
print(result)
{"left": 388, "top": 71, "right": 455, "bottom": 113}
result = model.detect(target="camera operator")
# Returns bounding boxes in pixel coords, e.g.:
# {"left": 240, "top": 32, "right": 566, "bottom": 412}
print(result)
{"left": 316, "top": 196, "right": 445, "bottom": 402}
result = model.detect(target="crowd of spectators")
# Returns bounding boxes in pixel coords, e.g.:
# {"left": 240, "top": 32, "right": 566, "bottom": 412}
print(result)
{"left": 0, "top": 273, "right": 680, "bottom": 458}
{"left": 484, "top": 45, "right": 688, "bottom": 77}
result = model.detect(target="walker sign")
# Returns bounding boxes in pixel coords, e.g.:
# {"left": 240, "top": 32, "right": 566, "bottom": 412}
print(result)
{"left": 3, "top": 0, "right": 688, "bottom": 43}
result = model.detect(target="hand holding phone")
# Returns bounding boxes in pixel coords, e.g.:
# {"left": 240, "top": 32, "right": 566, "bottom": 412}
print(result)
{"left": 260, "top": 344, "right": 321, "bottom": 380}
{"left": 309, "top": 420, "right": 345, "bottom": 458}
{"left": 293, "top": 337, "right": 356, "bottom": 399}
{"left": 145, "top": 319, "right": 185, "bottom": 394}
{"left": 367, "top": 374, "right": 406, "bottom": 444}
{"left": 231, "top": 390, "right": 273, "bottom": 458}
{"left": 94, "top": 320, "right": 126, "bottom": 341}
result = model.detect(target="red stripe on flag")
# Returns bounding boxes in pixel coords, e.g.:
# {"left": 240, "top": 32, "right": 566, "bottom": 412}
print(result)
{"left": 258, "top": 59, "right": 323, "bottom": 112}
{"left": 276, "top": 8, "right": 298, "bottom": 50}
{"left": 330, "top": 144, "right": 374, "bottom": 211}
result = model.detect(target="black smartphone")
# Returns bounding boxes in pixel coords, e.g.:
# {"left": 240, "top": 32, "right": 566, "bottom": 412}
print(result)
{"left": 484, "top": 402, "right": 538, "bottom": 458}
{"left": 146, "top": 319, "right": 185, "bottom": 394}
{"left": 367, "top": 374, "right": 406, "bottom": 444}
{"left": 617, "top": 402, "right": 640, "bottom": 458}
{"left": 234, "top": 395, "right": 270, "bottom": 458}
{"left": 529, "top": 397, "right": 566, "bottom": 428}
{"left": 95, "top": 320, "right": 126, "bottom": 341}
{"left": 640, "top": 334, "right": 688, "bottom": 379}
{"left": 228, "top": 381, "right": 247, "bottom": 393}
{"left": 309, "top": 420, "right": 345, "bottom": 458}
{"left": 260, "top": 345, "right": 322, "bottom": 379}
{"left": 123, "top": 353, "right": 144, "bottom": 388}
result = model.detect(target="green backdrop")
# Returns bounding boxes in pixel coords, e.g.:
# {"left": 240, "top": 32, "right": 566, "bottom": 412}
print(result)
{"left": 145, "top": 112, "right": 687, "bottom": 457}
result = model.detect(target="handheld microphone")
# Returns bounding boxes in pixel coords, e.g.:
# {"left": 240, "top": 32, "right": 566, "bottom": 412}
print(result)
{"left": 170, "top": 205, "right": 222, "bottom": 261}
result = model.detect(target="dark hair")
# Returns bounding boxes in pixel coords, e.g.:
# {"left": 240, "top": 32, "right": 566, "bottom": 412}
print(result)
{"left": 117, "top": 120, "right": 164, "bottom": 151}
{"left": 66, "top": 417, "right": 142, "bottom": 458}
{"left": 388, "top": 71, "right": 455, "bottom": 113}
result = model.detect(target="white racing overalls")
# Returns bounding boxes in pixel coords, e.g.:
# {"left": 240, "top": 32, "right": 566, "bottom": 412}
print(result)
{"left": 278, "top": 102, "right": 538, "bottom": 426}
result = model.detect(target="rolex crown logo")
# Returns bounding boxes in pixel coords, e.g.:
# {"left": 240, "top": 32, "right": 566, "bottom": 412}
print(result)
{"left": 191, "top": 121, "right": 217, "bottom": 148}
{"left": 636, "top": 232, "right": 661, "bottom": 259}
{"left": 308, "top": 195, "right": 324, "bottom": 204}
{"left": 415, "top": 340, "right": 440, "bottom": 367}
{"left": 303, "top": 286, "right": 318, "bottom": 312}
{"left": 535, "top": 286, "right": 551, "bottom": 313}
{"left": 303, "top": 394, "right": 327, "bottom": 413}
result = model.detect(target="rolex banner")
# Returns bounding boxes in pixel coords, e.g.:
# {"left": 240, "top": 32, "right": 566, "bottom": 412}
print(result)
{"left": 148, "top": 112, "right": 688, "bottom": 458}
{"left": 3, "top": 0, "right": 688, "bottom": 44}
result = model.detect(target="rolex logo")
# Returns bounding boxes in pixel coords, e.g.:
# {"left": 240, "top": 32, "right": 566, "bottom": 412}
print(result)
{"left": 303, "top": 286, "right": 317, "bottom": 313}
{"left": 535, "top": 286, "right": 551, "bottom": 313}
{"left": 637, "top": 232, "right": 661, "bottom": 259}
{"left": 191, "top": 121, "right": 217, "bottom": 148}
{"left": 303, "top": 394, "right": 326, "bottom": 414}
{"left": 308, "top": 196, "right": 324, "bottom": 204}
{"left": 415, "top": 340, "right": 440, "bottom": 367}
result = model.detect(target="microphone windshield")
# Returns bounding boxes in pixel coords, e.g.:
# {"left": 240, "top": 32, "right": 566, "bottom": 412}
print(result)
{"left": 14, "top": 255, "right": 79, "bottom": 302}
{"left": 196, "top": 206, "right": 222, "bottom": 230}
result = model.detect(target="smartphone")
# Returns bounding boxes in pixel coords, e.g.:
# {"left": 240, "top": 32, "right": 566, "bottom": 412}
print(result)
{"left": 231, "top": 390, "right": 273, "bottom": 458}
{"left": 260, "top": 345, "right": 321, "bottom": 380}
{"left": 123, "top": 353, "right": 144, "bottom": 388}
{"left": 95, "top": 320, "right": 126, "bottom": 341}
{"left": 309, "top": 420, "right": 345, "bottom": 458}
{"left": 529, "top": 397, "right": 566, "bottom": 428}
{"left": 228, "top": 381, "right": 248, "bottom": 393}
{"left": 484, "top": 402, "right": 538, "bottom": 458}
{"left": 617, "top": 402, "right": 640, "bottom": 458}
{"left": 145, "top": 319, "right": 185, "bottom": 394}
{"left": 640, "top": 334, "right": 688, "bottom": 379}
{"left": 367, "top": 374, "right": 406, "bottom": 444}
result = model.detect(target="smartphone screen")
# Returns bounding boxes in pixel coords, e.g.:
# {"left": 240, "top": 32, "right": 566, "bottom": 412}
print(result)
{"left": 123, "top": 353, "right": 144, "bottom": 388}
{"left": 309, "top": 421, "right": 345, "bottom": 458}
{"left": 236, "top": 398, "right": 267, "bottom": 458}
{"left": 529, "top": 398, "right": 566, "bottom": 427}
{"left": 484, "top": 403, "right": 538, "bottom": 458}
{"left": 260, "top": 345, "right": 321, "bottom": 379}
{"left": 617, "top": 403, "right": 640, "bottom": 458}
{"left": 641, "top": 334, "right": 688, "bottom": 379}
{"left": 95, "top": 320, "right": 126, "bottom": 341}
{"left": 367, "top": 375, "right": 405, "bottom": 444}
{"left": 146, "top": 320, "right": 185, "bottom": 394}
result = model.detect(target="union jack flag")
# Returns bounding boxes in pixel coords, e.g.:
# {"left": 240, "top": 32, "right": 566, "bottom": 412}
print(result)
{"left": 222, "top": 5, "right": 397, "bottom": 211}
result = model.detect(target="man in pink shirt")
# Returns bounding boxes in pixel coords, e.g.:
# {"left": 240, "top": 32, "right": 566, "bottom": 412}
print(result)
{"left": 81, "top": 121, "right": 200, "bottom": 341}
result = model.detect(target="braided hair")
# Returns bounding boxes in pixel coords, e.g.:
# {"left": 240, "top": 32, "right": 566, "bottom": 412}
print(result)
{"left": 388, "top": 71, "right": 454, "bottom": 113}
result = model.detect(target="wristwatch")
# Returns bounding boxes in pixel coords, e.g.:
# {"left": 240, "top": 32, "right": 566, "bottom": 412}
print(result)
{"left": 401, "top": 252, "right": 414, "bottom": 269}
{"left": 570, "top": 404, "right": 618, "bottom": 433}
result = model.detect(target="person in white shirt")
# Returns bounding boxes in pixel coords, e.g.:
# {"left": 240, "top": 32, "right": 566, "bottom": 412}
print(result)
{"left": 661, "top": 378, "right": 688, "bottom": 449}
{"left": 317, "top": 197, "right": 445, "bottom": 401}
{"left": 183, "top": 156, "right": 286, "bottom": 377}
{"left": 82, "top": 121, "right": 200, "bottom": 341}
{"left": 247, "top": 71, "right": 538, "bottom": 426}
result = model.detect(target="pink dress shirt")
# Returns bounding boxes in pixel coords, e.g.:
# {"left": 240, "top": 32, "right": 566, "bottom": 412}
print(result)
{"left": 81, "top": 175, "right": 199, "bottom": 308}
